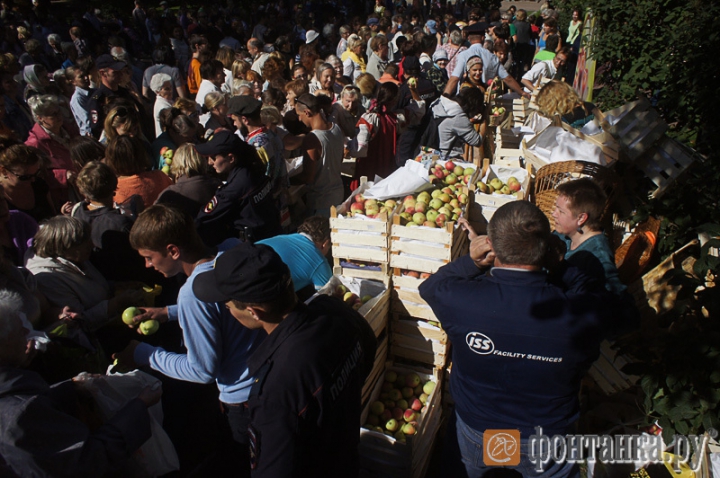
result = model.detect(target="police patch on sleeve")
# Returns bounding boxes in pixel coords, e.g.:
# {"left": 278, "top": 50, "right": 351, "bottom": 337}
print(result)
{"left": 204, "top": 196, "right": 217, "bottom": 213}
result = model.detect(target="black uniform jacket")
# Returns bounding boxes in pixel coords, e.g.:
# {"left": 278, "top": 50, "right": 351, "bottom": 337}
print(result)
{"left": 245, "top": 295, "right": 377, "bottom": 478}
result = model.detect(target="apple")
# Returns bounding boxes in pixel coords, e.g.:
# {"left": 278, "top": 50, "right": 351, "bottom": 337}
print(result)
{"left": 350, "top": 202, "right": 364, "bottom": 213}
{"left": 385, "top": 371, "right": 398, "bottom": 383}
{"left": 370, "top": 400, "right": 385, "bottom": 415}
{"left": 457, "top": 193, "right": 469, "bottom": 205}
{"left": 426, "top": 210, "right": 439, "bottom": 222}
{"left": 490, "top": 178, "right": 504, "bottom": 190}
{"left": 381, "top": 409, "right": 392, "bottom": 421}
{"left": 453, "top": 165, "right": 464, "bottom": 176}
{"left": 404, "top": 205, "right": 415, "bottom": 215}
{"left": 423, "top": 381, "right": 436, "bottom": 395}
{"left": 463, "top": 175, "right": 471, "bottom": 184}
{"left": 384, "top": 199, "right": 397, "bottom": 209}
{"left": 445, "top": 173, "right": 458, "bottom": 185}
{"left": 374, "top": 426, "right": 385, "bottom": 433}
{"left": 422, "top": 220, "right": 436, "bottom": 228}
{"left": 400, "top": 212, "right": 413, "bottom": 221}
{"left": 395, "top": 374, "right": 406, "bottom": 388}
{"left": 385, "top": 418, "right": 400, "bottom": 432}
{"left": 384, "top": 400, "right": 395, "bottom": 409}
{"left": 394, "top": 430, "right": 406, "bottom": 442}
{"left": 364, "top": 199, "right": 378, "bottom": 208}
{"left": 476, "top": 181, "right": 489, "bottom": 194}
{"left": 437, "top": 206, "right": 452, "bottom": 216}
{"left": 433, "top": 168, "right": 444, "bottom": 179}
{"left": 401, "top": 387, "right": 414, "bottom": 399}
{"left": 389, "top": 389, "right": 403, "bottom": 401}
{"left": 402, "top": 422, "right": 416, "bottom": 435}
{"left": 335, "top": 285, "right": 348, "bottom": 297}
{"left": 406, "top": 270, "right": 420, "bottom": 278}
{"left": 403, "top": 195, "right": 415, "bottom": 203}
{"left": 445, "top": 161, "right": 455, "bottom": 170}
{"left": 367, "top": 414, "right": 380, "bottom": 426}
{"left": 392, "top": 407, "right": 404, "bottom": 421}
{"left": 412, "top": 212, "right": 425, "bottom": 224}
{"left": 415, "top": 201, "right": 427, "bottom": 213}
{"left": 429, "top": 198, "right": 443, "bottom": 210}
{"left": 414, "top": 384, "right": 424, "bottom": 395}
{"left": 396, "top": 399, "right": 409, "bottom": 410}
{"left": 122, "top": 307, "right": 141, "bottom": 326}
{"left": 449, "top": 198, "right": 460, "bottom": 209}
{"left": 419, "top": 392, "right": 429, "bottom": 404}
{"left": 361, "top": 295, "right": 373, "bottom": 303}
{"left": 355, "top": 194, "right": 365, "bottom": 203}
{"left": 352, "top": 302, "right": 362, "bottom": 310}
{"left": 439, "top": 193, "right": 451, "bottom": 203}
{"left": 420, "top": 272, "right": 431, "bottom": 279}
{"left": 431, "top": 189, "right": 443, "bottom": 199}
{"left": 403, "top": 409, "right": 417, "bottom": 422}
{"left": 410, "top": 398, "right": 423, "bottom": 411}
{"left": 139, "top": 319, "right": 160, "bottom": 335}
{"left": 448, "top": 184, "right": 457, "bottom": 192}
{"left": 500, "top": 185, "right": 511, "bottom": 195}
{"left": 417, "top": 192, "right": 431, "bottom": 204}
{"left": 463, "top": 167, "right": 475, "bottom": 176}
{"left": 343, "top": 292, "right": 355, "bottom": 303}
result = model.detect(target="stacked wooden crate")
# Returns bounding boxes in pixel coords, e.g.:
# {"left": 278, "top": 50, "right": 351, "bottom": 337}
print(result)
{"left": 495, "top": 93, "right": 531, "bottom": 127}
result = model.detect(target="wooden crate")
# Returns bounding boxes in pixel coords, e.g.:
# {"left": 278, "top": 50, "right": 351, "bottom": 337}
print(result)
{"left": 391, "top": 315, "right": 448, "bottom": 344}
{"left": 362, "top": 332, "right": 389, "bottom": 409}
{"left": 470, "top": 164, "right": 532, "bottom": 221}
{"left": 494, "top": 126, "right": 524, "bottom": 164}
{"left": 317, "top": 275, "right": 390, "bottom": 338}
{"left": 633, "top": 136, "right": 701, "bottom": 199}
{"left": 390, "top": 335, "right": 449, "bottom": 369}
{"left": 359, "top": 364, "right": 443, "bottom": 478}
{"left": 389, "top": 198, "right": 472, "bottom": 275}
{"left": 391, "top": 270, "right": 439, "bottom": 322}
{"left": 495, "top": 93, "right": 531, "bottom": 120}
{"left": 597, "top": 96, "right": 668, "bottom": 161}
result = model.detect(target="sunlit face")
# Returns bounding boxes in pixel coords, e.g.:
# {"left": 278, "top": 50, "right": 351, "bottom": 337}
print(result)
{"left": 341, "top": 94, "right": 355, "bottom": 111}
{"left": 72, "top": 70, "right": 90, "bottom": 89}
{"left": 158, "top": 81, "right": 173, "bottom": 100}
{"left": 286, "top": 89, "right": 297, "bottom": 106}
{"left": 293, "top": 68, "right": 307, "bottom": 81}
{"left": 208, "top": 153, "right": 235, "bottom": 175}
{"left": 553, "top": 53, "right": 568, "bottom": 69}
{"left": 468, "top": 63, "right": 483, "bottom": 84}
{"left": 319, "top": 68, "right": 334, "bottom": 89}
{"left": 137, "top": 248, "right": 182, "bottom": 277}
{"left": 572, "top": 11, "right": 580, "bottom": 21}
{"left": 552, "top": 195, "right": 581, "bottom": 236}
{"left": 332, "top": 62, "right": 343, "bottom": 78}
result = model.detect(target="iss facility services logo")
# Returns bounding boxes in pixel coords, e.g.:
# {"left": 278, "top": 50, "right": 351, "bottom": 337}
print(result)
{"left": 483, "top": 430, "right": 521, "bottom": 466}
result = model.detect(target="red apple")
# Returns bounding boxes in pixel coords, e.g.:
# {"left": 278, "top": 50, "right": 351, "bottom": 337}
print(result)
{"left": 392, "top": 407, "right": 404, "bottom": 421}
{"left": 445, "top": 161, "right": 455, "bottom": 170}
{"left": 410, "top": 398, "right": 423, "bottom": 411}
{"left": 403, "top": 409, "right": 418, "bottom": 422}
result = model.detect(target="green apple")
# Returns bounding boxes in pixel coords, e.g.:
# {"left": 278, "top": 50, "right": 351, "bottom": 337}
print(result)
{"left": 139, "top": 319, "right": 160, "bottom": 335}
{"left": 426, "top": 210, "right": 439, "bottom": 222}
{"left": 412, "top": 212, "right": 425, "bottom": 224}
{"left": 370, "top": 400, "right": 385, "bottom": 415}
{"left": 385, "top": 418, "right": 400, "bottom": 432}
{"left": 122, "top": 307, "right": 141, "bottom": 326}
{"left": 385, "top": 371, "right": 398, "bottom": 383}
{"left": 406, "top": 373, "right": 421, "bottom": 388}
{"left": 431, "top": 189, "right": 443, "bottom": 199}
{"left": 416, "top": 192, "right": 431, "bottom": 204}
{"left": 423, "top": 381, "right": 436, "bottom": 395}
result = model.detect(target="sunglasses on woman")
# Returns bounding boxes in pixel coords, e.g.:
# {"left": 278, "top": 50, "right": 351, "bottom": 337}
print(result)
{"left": 6, "top": 169, "right": 41, "bottom": 181}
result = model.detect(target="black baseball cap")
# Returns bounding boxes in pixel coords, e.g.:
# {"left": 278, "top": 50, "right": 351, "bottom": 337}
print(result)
{"left": 403, "top": 55, "right": 420, "bottom": 72}
{"left": 227, "top": 96, "right": 262, "bottom": 117}
{"left": 194, "top": 130, "right": 244, "bottom": 156}
{"left": 464, "top": 22, "right": 488, "bottom": 35}
{"left": 193, "top": 243, "right": 291, "bottom": 303}
{"left": 96, "top": 54, "right": 127, "bottom": 71}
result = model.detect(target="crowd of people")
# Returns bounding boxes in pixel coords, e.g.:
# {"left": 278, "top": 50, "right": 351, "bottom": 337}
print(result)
{"left": 0, "top": 1, "right": 638, "bottom": 477}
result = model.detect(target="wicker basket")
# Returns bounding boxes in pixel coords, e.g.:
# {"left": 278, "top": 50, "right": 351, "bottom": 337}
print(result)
{"left": 532, "top": 161, "right": 617, "bottom": 231}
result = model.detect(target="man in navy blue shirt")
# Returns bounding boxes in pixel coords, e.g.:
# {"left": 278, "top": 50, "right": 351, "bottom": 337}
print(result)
{"left": 420, "top": 201, "right": 617, "bottom": 478}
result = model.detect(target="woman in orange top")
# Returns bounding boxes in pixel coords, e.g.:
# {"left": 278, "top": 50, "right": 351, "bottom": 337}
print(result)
{"left": 104, "top": 135, "right": 172, "bottom": 208}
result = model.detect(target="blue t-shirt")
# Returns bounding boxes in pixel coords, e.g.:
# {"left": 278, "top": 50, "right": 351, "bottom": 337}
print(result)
{"left": 257, "top": 233, "right": 332, "bottom": 291}
{"left": 559, "top": 232, "right": 626, "bottom": 295}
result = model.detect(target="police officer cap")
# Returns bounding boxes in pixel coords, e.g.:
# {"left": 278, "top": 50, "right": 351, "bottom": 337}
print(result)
{"left": 464, "top": 22, "right": 488, "bottom": 36}
{"left": 194, "top": 130, "right": 244, "bottom": 156}
{"left": 95, "top": 54, "right": 127, "bottom": 71}
{"left": 227, "top": 96, "right": 262, "bottom": 117}
{"left": 193, "top": 242, "right": 291, "bottom": 304}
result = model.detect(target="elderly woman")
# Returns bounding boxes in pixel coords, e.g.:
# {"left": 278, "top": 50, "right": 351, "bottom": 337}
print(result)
{"left": 309, "top": 62, "right": 339, "bottom": 97}
{"left": 202, "top": 91, "right": 233, "bottom": 133}
{"left": 150, "top": 72, "right": 173, "bottom": 138}
{"left": 106, "top": 135, "right": 173, "bottom": 207}
{"left": 24, "top": 215, "right": 143, "bottom": 330}
{"left": 25, "top": 94, "right": 80, "bottom": 206}
{"left": 341, "top": 35, "right": 366, "bottom": 81}
{"left": 22, "top": 64, "right": 60, "bottom": 101}
{"left": 0, "top": 144, "right": 55, "bottom": 221}
{"left": 536, "top": 79, "right": 597, "bottom": 129}
{"left": 331, "top": 85, "right": 363, "bottom": 138}
{"left": 326, "top": 55, "right": 345, "bottom": 82}
{"left": 155, "top": 143, "right": 221, "bottom": 217}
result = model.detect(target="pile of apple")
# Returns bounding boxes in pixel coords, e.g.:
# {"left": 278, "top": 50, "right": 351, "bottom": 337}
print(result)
{"left": 333, "top": 285, "right": 374, "bottom": 311}
{"left": 428, "top": 161, "right": 476, "bottom": 187}
{"left": 400, "top": 269, "right": 432, "bottom": 280}
{"left": 122, "top": 307, "right": 160, "bottom": 335}
{"left": 476, "top": 176, "right": 522, "bottom": 196}
{"left": 363, "top": 371, "right": 437, "bottom": 443}
{"left": 398, "top": 187, "right": 468, "bottom": 228}
{"left": 347, "top": 195, "right": 397, "bottom": 219}
{"left": 491, "top": 106, "right": 506, "bottom": 117}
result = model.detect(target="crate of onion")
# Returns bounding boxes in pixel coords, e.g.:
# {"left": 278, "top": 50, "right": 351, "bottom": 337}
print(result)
{"left": 359, "top": 364, "right": 443, "bottom": 478}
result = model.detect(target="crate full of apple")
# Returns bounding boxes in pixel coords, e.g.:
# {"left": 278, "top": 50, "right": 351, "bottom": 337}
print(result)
{"left": 318, "top": 275, "right": 390, "bottom": 338}
{"left": 396, "top": 187, "right": 469, "bottom": 228}
{"left": 359, "top": 365, "right": 443, "bottom": 477}
{"left": 427, "top": 160, "right": 479, "bottom": 188}
{"left": 471, "top": 164, "right": 531, "bottom": 221}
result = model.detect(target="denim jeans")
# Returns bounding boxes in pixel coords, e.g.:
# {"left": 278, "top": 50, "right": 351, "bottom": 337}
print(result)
{"left": 444, "top": 411, "right": 580, "bottom": 478}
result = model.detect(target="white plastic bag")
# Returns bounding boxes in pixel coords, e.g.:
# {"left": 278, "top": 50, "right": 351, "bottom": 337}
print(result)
{"left": 74, "top": 369, "right": 180, "bottom": 477}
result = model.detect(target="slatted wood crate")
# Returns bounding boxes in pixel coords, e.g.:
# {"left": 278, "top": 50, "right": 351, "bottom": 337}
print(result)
{"left": 359, "top": 364, "right": 443, "bottom": 478}
{"left": 318, "top": 275, "right": 390, "bottom": 338}
{"left": 362, "top": 332, "right": 389, "bottom": 408}
{"left": 597, "top": 96, "right": 668, "bottom": 161}
{"left": 633, "top": 135, "right": 701, "bottom": 199}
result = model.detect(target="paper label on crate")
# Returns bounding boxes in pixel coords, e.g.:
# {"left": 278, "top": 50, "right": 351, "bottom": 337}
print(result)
{"left": 363, "top": 160, "right": 433, "bottom": 200}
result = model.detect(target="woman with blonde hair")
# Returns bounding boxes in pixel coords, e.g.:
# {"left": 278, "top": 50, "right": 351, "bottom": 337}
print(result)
{"left": 535, "top": 80, "right": 597, "bottom": 129}
{"left": 245, "top": 70, "right": 263, "bottom": 99}
{"left": 155, "top": 143, "right": 221, "bottom": 217}
{"left": 202, "top": 91, "right": 233, "bottom": 133}
{"left": 354, "top": 73, "right": 377, "bottom": 110}
{"left": 341, "top": 35, "right": 366, "bottom": 81}
{"left": 101, "top": 102, "right": 146, "bottom": 144}
{"left": 231, "top": 59, "right": 250, "bottom": 82}
{"left": 216, "top": 46, "right": 235, "bottom": 94}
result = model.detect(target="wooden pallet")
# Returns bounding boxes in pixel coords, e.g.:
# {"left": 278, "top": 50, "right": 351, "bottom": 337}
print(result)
{"left": 597, "top": 96, "right": 668, "bottom": 161}
{"left": 359, "top": 364, "right": 443, "bottom": 478}
{"left": 634, "top": 135, "right": 701, "bottom": 199}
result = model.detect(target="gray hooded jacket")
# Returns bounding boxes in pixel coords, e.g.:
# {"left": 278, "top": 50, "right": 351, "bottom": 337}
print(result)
{"left": 431, "top": 96, "right": 482, "bottom": 159}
